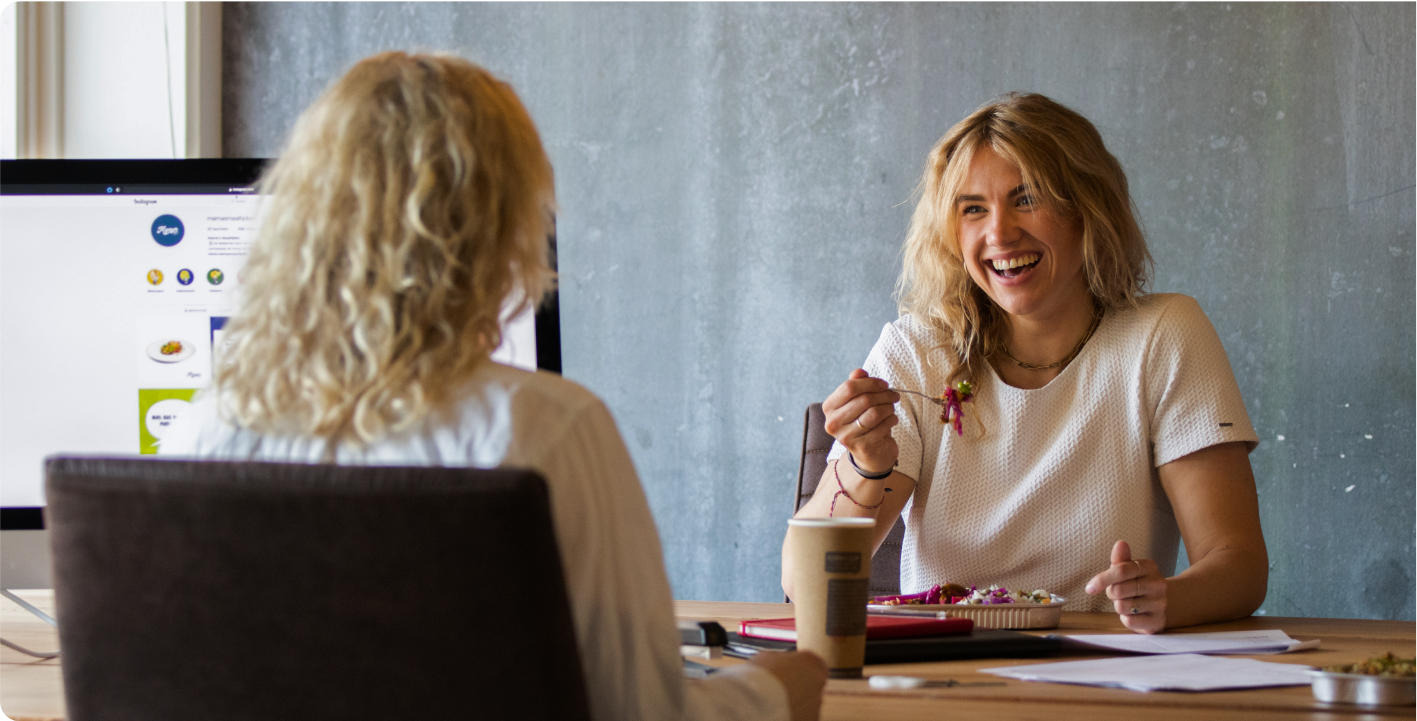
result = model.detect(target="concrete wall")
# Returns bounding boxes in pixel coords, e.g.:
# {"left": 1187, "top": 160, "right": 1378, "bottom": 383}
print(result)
{"left": 223, "top": 3, "right": 1414, "bottom": 621}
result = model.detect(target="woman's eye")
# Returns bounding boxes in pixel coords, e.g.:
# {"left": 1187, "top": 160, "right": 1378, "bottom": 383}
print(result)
{"left": 1017, "top": 195, "right": 1035, "bottom": 208}
{"left": 961, "top": 204, "right": 984, "bottom": 216}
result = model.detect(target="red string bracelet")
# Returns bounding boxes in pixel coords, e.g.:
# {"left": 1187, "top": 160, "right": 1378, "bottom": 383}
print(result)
{"left": 829, "top": 458, "right": 886, "bottom": 517}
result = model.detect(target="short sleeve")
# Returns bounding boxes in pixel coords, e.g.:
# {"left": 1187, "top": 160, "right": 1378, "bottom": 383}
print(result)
{"left": 827, "top": 321, "right": 928, "bottom": 484}
{"left": 1145, "top": 296, "right": 1259, "bottom": 467}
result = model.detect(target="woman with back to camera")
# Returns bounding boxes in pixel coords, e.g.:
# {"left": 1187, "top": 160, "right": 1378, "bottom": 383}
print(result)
{"left": 782, "top": 93, "right": 1268, "bottom": 634}
{"left": 161, "top": 52, "right": 827, "bottom": 720}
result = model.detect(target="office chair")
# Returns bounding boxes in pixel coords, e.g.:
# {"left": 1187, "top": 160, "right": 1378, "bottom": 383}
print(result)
{"left": 45, "top": 457, "right": 590, "bottom": 721}
{"left": 796, "top": 403, "right": 903, "bottom": 597}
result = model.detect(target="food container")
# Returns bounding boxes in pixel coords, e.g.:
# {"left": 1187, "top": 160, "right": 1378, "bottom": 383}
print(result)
{"left": 867, "top": 597, "right": 1066, "bottom": 630}
{"left": 1307, "top": 669, "right": 1416, "bottom": 706}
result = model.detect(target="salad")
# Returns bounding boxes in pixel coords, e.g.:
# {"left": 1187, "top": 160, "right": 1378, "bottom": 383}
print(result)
{"left": 1322, "top": 653, "right": 1415, "bottom": 678}
{"left": 874, "top": 583, "right": 1054, "bottom": 606}
{"left": 159, "top": 341, "right": 184, "bottom": 356}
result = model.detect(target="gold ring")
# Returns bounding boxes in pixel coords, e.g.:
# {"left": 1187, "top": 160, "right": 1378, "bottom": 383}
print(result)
{"left": 855, "top": 418, "right": 866, "bottom": 430}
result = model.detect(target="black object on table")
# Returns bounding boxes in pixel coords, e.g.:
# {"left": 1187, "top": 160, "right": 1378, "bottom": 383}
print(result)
{"left": 724, "top": 629, "right": 1062, "bottom": 664}
{"left": 679, "top": 620, "right": 729, "bottom": 646}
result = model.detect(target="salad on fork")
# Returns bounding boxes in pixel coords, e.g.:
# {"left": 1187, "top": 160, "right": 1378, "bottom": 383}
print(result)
{"left": 888, "top": 381, "right": 975, "bottom": 436}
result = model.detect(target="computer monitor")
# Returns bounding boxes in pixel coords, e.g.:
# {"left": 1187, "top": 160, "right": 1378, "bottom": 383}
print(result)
{"left": 0, "top": 159, "right": 560, "bottom": 529}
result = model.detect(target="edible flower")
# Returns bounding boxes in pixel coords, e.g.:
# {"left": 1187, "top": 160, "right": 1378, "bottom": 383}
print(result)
{"left": 937, "top": 381, "right": 975, "bottom": 437}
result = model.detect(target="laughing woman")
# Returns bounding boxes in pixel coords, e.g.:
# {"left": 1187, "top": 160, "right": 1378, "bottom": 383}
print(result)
{"left": 783, "top": 93, "right": 1268, "bottom": 634}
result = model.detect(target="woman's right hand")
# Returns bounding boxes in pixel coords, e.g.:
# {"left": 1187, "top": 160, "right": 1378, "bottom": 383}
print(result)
{"left": 749, "top": 650, "right": 828, "bottom": 721}
{"left": 821, "top": 369, "right": 900, "bottom": 476}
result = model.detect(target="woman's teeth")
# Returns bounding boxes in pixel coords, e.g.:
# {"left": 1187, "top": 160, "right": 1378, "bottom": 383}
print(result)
{"left": 990, "top": 254, "right": 1040, "bottom": 277}
{"left": 991, "top": 254, "right": 1040, "bottom": 270}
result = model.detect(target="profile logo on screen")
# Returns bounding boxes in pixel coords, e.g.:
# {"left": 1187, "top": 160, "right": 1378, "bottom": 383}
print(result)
{"left": 151, "top": 214, "right": 185, "bottom": 247}
{"left": 207, "top": 269, "right": 225, "bottom": 285}
{"left": 146, "top": 269, "right": 164, "bottom": 285}
{"left": 176, "top": 269, "right": 194, "bottom": 286}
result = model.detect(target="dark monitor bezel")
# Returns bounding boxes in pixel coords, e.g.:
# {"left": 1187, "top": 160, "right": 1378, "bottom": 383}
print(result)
{"left": 0, "top": 159, "right": 561, "bottom": 529}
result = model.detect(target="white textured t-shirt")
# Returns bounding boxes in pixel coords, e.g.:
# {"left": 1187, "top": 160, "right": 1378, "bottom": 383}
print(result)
{"left": 829, "top": 294, "right": 1258, "bottom": 611}
{"left": 162, "top": 362, "right": 789, "bottom": 721}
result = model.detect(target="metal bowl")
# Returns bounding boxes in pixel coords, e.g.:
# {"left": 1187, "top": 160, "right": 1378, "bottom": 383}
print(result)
{"left": 1308, "top": 669, "right": 1415, "bottom": 706}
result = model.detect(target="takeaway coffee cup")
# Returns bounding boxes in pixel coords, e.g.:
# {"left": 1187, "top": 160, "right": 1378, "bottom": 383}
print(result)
{"left": 787, "top": 517, "right": 875, "bottom": 679}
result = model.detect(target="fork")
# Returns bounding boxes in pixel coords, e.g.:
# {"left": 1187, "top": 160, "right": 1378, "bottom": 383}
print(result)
{"left": 888, "top": 387, "right": 945, "bottom": 407}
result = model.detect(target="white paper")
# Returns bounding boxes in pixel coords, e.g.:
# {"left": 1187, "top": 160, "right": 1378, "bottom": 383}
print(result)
{"left": 981, "top": 653, "right": 1315, "bottom": 692}
{"left": 1054, "top": 629, "right": 1319, "bottom": 655}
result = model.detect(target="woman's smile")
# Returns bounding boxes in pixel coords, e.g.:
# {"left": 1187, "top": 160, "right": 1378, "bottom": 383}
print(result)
{"left": 988, "top": 252, "right": 1041, "bottom": 279}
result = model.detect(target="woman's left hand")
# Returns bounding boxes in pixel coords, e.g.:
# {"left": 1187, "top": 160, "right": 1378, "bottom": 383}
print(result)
{"left": 1085, "top": 540, "right": 1167, "bottom": 634}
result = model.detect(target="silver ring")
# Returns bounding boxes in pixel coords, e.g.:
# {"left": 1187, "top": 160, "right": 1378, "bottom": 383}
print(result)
{"left": 1132, "top": 560, "right": 1141, "bottom": 602}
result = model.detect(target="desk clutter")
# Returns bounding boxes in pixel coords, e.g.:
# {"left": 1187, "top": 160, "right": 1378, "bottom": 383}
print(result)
{"left": 678, "top": 608, "right": 1416, "bottom": 709}
{"left": 689, "top": 617, "right": 1344, "bottom": 670}
{"left": 711, "top": 620, "right": 1323, "bottom": 668}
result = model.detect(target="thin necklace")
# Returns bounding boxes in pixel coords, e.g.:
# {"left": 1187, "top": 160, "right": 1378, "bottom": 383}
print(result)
{"left": 999, "top": 307, "right": 1104, "bottom": 371}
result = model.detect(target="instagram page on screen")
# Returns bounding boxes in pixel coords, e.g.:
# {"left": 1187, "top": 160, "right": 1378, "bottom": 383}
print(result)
{"left": 0, "top": 160, "right": 556, "bottom": 524}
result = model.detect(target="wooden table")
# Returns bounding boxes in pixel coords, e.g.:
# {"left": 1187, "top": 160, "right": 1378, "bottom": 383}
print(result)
{"left": 3, "top": 591, "right": 1412, "bottom": 720}
{"left": 1, "top": 590, "right": 63, "bottom": 721}
{"left": 677, "top": 600, "right": 1416, "bottom": 721}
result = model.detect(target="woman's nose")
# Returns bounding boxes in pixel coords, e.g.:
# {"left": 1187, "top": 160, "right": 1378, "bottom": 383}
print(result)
{"left": 984, "top": 209, "right": 1020, "bottom": 245}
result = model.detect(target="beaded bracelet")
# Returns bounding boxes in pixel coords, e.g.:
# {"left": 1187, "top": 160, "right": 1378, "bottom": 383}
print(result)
{"left": 829, "top": 458, "right": 887, "bottom": 517}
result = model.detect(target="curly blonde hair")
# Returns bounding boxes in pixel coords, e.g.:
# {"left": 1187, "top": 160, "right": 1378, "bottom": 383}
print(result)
{"left": 215, "top": 52, "right": 556, "bottom": 445}
{"left": 897, "top": 92, "right": 1151, "bottom": 395}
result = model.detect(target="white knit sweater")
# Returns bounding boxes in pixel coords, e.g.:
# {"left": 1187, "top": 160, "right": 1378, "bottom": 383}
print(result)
{"left": 830, "top": 294, "right": 1258, "bottom": 611}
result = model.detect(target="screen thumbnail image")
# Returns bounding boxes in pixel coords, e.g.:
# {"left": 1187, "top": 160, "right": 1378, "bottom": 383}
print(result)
{"left": 138, "top": 388, "right": 198, "bottom": 454}
{"left": 135, "top": 316, "right": 211, "bottom": 389}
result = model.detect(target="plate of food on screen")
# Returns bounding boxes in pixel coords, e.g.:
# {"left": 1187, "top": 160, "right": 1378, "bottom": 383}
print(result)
{"left": 146, "top": 339, "right": 195, "bottom": 363}
{"left": 869, "top": 583, "right": 1066, "bottom": 629}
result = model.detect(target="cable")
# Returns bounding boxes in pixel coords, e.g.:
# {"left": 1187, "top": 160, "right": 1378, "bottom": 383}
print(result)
{"left": 0, "top": 637, "right": 59, "bottom": 659}
{"left": 162, "top": 2, "right": 176, "bottom": 158}
{"left": 0, "top": 589, "right": 59, "bottom": 659}
{"left": 1, "top": 589, "right": 56, "bottom": 626}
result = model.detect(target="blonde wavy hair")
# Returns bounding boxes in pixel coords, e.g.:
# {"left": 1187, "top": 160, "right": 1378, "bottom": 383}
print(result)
{"left": 898, "top": 92, "right": 1152, "bottom": 395}
{"left": 215, "top": 51, "right": 556, "bottom": 445}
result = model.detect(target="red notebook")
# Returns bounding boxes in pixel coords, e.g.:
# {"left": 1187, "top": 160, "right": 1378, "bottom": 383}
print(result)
{"left": 739, "top": 615, "right": 973, "bottom": 642}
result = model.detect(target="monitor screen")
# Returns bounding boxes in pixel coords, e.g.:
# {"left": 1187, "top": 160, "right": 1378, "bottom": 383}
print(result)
{"left": 0, "top": 160, "right": 559, "bottom": 526}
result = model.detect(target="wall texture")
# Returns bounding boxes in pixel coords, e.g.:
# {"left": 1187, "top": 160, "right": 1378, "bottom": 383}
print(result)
{"left": 224, "top": 3, "right": 1415, "bottom": 621}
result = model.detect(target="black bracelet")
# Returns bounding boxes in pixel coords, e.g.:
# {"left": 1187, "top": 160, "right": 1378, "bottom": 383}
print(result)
{"left": 848, "top": 453, "right": 893, "bottom": 480}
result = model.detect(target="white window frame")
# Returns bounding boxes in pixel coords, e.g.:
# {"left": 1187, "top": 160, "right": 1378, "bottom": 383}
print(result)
{"left": 2, "top": 1, "right": 222, "bottom": 160}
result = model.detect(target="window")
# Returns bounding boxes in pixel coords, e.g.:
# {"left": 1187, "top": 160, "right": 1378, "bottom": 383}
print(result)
{"left": 2, "top": 2, "right": 220, "bottom": 160}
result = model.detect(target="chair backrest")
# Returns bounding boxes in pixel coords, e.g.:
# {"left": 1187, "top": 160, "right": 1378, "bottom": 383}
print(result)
{"left": 45, "top": 457, "right": 591, "bottom": 721}
{"left": 795, "top": 404, "right": 903, "bottom": 597}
